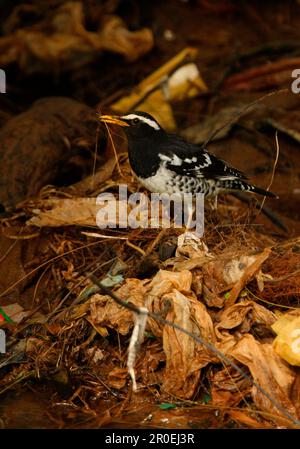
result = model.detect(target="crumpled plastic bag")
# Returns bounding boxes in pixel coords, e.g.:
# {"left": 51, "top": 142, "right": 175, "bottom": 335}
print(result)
{"left": 89, "top": 269, "right": 217, "bottom": 398}
{"left": 230, "top": 334, "right": 298, "bottom": 421}
{"left": 144, "top": 270, "right": 217, "bottom": 398}
{"left": 272, "top": 311, "right": 300, "bottom": 366}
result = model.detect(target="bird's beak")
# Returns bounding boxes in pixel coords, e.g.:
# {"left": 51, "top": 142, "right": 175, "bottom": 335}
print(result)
{"left": 98, "top": 114, "right": 129, "bottom": 127}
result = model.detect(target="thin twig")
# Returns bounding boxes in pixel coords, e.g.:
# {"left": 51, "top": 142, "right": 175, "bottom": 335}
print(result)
{"left": 232, "top": 192, "right": 287, "bottom": 232}
{"left": 91, "top": 125, "right": 100, "bottom": 190}
{"left": 257, "top": 130, "right": 280, "bottom": 216}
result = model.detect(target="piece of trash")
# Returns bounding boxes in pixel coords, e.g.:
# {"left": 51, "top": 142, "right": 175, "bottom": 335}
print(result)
{"left": 161, "top": 418, "right": 169, "bottom": 423}
{"left": 0, "top": 304, "right": 28, "bottom": 324}
{"left": 0, "top": 3, "right": 153, "bottom": 72}
{"left": 142, "top": 414, "right": 153, "bottom": 423}
{"left": 202, "top": 394, "right": 211, "bottom": 404}
{"left": 272, "top": 312, "right": 300, "bottom": 366}
{"left": 176, "top": 232, "right": 210, "bottom": 259}
{"left": 101, "top": 274, "right": 124, "bottom": 288}
{"left": 159, "top": 403, "right": 177, "bottom": 410}
{"left": 0, "top": 307, "right": 13, "bottom": 323}
{"left": 110, "top": 47, "right": 207, "bottom": 131}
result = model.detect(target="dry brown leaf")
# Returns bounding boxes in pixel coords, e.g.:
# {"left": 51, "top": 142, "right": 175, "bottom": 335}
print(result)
{"left": 211, "top": 365, "right": 252, "bottom": 392}
{"left": 225, "top": 248, "right": 271, "bottom": 305}
{"left": 230, "top": 334, "right": 298, "bottom": 421}
{"left": 26, "top": 195, "right": 176, "bottom": 228}
{"left": 202, "top": 248, "right": 271, "bottom": 308}
{"left": 26, "top": 337, "right": 46, "bottom": 353}
{"left": 90, "top": 268, "right": 217, "bottom": 398}
{"left": 161, "top": 290, "right": 216, "bottom": 398}
{"left": 215, "top": 300, "right": 276, "bottom": 340}
{"left": 290, "top": 371, "right": 300, "bottom": 419}
{"left": 26, "top": 198, "right": 130, "bottom": 227}
{"left": 99, "top": 15, "right": 153, "bottom": 62}
{"left": 169, "top": 255, "right": 212, "bottom": 271}
{"left": 139, "top": 343, "right": 166, "bottom": 386}
{"left": 211, "top": 389, "right": 249, "bottom": 408}
{"left": 210, "top": 366, "right": 252, "bottom": 408}
{"left": 0, "top": 3, "right": 153, "bottom": 72}
{"left": 1, "top": 303, "right": 29, "bottom": 324}
{"left": 145, "top": 269, "right": 193, "bottom": 337}
{"left": 89, "top": 278, "right": 147, "bottom": 335}
{"left": 143, "top": 269, "right": 216, "bottom": 398}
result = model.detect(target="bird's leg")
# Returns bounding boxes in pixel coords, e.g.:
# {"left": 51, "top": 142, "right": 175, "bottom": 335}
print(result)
{"left": 213, "top": 194, "right": 218, "bottom": 211}
{"left": 179, "top": 202, "right": 196, "bottom": 245}
{"left": 208, "top": 194, "right": 218, "bottom": 211}
{"left": 186, "top": 202, "right": 194, "bottom": 230}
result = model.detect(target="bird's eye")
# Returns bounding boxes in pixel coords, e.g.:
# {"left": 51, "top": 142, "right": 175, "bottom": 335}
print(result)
{"left": 132, "top": 118, "right": 140, "bottom": 125}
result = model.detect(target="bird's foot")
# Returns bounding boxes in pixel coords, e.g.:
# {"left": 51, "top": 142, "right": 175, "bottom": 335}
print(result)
{"left": 209, "top": 195, "right": 218, "bottom": 211}
{"left": 177, "top": 230, "right": 203, "bottom": 250}
{"left": 176, "top": 230, "right": 211, "bottom": 258}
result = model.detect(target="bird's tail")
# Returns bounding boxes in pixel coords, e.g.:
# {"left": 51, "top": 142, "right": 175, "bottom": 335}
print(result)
{"left": 218, "top": 179, "right": 278, "bottom": 198}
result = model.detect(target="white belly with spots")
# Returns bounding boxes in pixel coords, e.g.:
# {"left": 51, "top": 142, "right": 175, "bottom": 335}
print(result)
{"left": 137, "top": 165, "right": 176, "bottom": 194}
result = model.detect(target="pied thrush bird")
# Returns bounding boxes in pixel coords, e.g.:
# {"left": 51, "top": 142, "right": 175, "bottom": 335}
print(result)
{"left": 99, "top": 111, "right": 276, "bottom": 200}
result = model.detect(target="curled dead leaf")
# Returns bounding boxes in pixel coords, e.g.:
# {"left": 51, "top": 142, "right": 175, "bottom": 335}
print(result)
{"left": 230, "top": 334, "right": 298, "bottom": 422}
{"left": 215, "top": 300, "right": 276, "bottom": 340}
{"left": 0, "top": 3, "right": 153, "bottom": 72}
{"left": 202, "top": 248, "right": 271, "bottom": 308}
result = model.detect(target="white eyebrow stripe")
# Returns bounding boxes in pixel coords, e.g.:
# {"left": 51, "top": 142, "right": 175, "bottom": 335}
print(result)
{"left": 121, "top": 114, "right": 160, "bottom": 130}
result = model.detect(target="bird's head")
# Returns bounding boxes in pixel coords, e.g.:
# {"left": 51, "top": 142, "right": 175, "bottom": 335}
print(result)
{"left": 99, "top": 111, "right": 165, "bottom": 141}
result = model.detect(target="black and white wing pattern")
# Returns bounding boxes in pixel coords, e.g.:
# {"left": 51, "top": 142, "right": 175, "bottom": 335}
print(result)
{"left": 159, "top": 135, "right": 247, "bottom": 181}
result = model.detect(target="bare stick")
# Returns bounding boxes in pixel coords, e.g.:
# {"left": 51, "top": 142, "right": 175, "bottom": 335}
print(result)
{"left": 257, "top": 130, "right": 280, "bottom": 216}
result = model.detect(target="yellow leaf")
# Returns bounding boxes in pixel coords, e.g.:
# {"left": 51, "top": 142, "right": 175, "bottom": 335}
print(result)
{"left": 272, "top": 313, "right": 300, "bottom": 366}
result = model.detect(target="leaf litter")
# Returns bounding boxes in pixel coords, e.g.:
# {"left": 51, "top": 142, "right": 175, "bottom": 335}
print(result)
{"left": 2, "top": 176, "right": 300, "bottom": 428}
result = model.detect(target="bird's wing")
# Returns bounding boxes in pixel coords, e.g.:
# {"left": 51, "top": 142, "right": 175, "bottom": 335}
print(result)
{"left": 159, "top": 137, "right": 248, "bottom": 180}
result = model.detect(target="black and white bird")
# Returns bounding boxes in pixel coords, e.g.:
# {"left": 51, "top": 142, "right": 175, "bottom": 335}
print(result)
{"left": 99, "top": 111, "right": 276, "bottom": 199}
